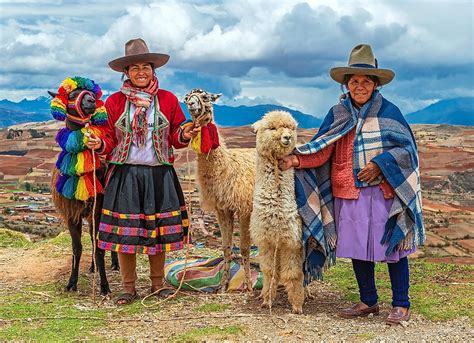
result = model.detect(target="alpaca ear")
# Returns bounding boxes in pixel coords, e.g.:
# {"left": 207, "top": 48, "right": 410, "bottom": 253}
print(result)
{"left": 210, "top": 93, "right": 222, "bottom": 103}
{"left": 251, "top": 120, "right": 262, "bottom": 133}
{"left": 48, "top": 91, "right": 58, "bottom": 98}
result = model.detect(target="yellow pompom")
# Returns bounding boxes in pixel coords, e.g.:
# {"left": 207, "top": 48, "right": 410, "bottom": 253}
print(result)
{"left": 61, "top": 78, "right": 77, "bottom": 93}
{"left": 75, "top": 177, "right": 89, "bottom": 201}
{"left": 76, "top": 152, "right": 85, "bottom": 175}
{"left": 51, "top": 98, "right": 66, "bottom": 110}
{"left": 191, "top": 130, "right": 202, "bottom": 153}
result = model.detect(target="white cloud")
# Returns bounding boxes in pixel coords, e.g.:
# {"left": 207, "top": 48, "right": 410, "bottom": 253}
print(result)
{"left": 0, "top": 0, "right": 472, "bottom": 116}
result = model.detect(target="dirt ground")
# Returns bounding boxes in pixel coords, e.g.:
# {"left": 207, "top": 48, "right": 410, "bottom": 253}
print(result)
{"left": 1, "top": 243, "right": 472, "bottom": 342}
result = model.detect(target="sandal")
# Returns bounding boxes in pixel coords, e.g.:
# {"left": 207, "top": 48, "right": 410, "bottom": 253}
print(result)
{"left": 150, "top": 286, "right": 175, "bottom": 298}
{"left": 116, "top": 292, "right": 137, "bottom": 306}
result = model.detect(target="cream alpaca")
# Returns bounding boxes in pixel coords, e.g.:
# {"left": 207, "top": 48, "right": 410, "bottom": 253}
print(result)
{"left": 184, "top": 89, "right": 254, "bottom": 291}
{"left": 250, "top": 110, "right": 304, "bottom": 314}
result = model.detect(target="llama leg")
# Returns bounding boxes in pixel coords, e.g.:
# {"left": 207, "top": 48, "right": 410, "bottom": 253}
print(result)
{"left": 95, "top": 247, "right": 111, "bottom": 295}
{"left": 216, "top": 209, "right": 234, "bottom": 292}
{"left": 281, "top": 244, "right": 304, "bottom": 314}
{"left": 66, "top": 218, "right": 82, "bottom": 292}
{"left": 88, "top": 208, "right": 111, "bottom": 295}
{"left": 258, "top": 245, "right": 272, "bottom": 305}
{"left": 259, "top": 243, "right": 280, "bottom": 307}
{"left": 239, "top": 214, "right": 253, "bottom": 292}
{"left": 111, "top": 251, "right": 120, "bottom": 271}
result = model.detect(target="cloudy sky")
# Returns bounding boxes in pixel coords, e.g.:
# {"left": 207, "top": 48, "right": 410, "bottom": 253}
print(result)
{"left": 1, "top": 0, "right": 473, "bottom": 116}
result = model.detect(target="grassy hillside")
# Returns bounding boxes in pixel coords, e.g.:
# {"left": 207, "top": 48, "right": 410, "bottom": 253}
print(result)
{"left": 0, "top": 228, "right": 472, "bottom": 341}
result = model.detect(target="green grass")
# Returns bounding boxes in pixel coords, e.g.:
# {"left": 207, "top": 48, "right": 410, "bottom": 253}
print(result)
{"left": 194, "top": 302, "right": 230, "bottom": 313}
{"left": 1, "top": 226, "right": 473, "bottom": 340}
{"left": 325, "top": 259, "right": 474, "bottom": 322}
{"left": 0, "top": 281, "right": 108, "bottom": 341}
{"left": 0, "top": 228, "right": 32, "bottom": 248}
{"left": 171, "top": 325, "right": 242, "bottom": 342}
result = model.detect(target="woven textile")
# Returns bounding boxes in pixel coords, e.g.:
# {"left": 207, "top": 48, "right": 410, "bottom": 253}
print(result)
{"left": 295, "top": 91, "right": 424, "bottom": 283}
{"left": 165, "top": 247, "right": 262, "bottom": 292}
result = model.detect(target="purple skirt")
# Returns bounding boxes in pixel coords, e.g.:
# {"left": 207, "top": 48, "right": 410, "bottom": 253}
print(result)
{"left": 335, "top": 186, "right": 415, "bottom": 263}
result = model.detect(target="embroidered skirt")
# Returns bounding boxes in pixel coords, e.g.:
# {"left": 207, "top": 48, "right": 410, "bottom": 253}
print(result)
{"left": 98, "top": 164, "right": 189, "bottom": 255}
{"left": 335, "top": 186, "right": 415, "bottom": 263}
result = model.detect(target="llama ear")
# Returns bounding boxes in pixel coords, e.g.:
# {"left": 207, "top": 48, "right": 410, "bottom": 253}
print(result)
{"left": 210, "top": 93, "right": 222, "bottom": 102}
{"left": 48, "top": 91, "right": 58, "bottom": 98}
{"left": 251, "top": 120, "right": 262, "bottom": 133}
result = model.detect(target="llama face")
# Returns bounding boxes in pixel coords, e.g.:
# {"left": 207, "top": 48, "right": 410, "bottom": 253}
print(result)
{"left": 68, "top": 89, "right": 97, "bottom": 117}
{"left": 253, "top": 111, "right": 298, "bottom": 160}
{"left": 49, "top": 88, "right": 98, "bottom": 126}
{"left": 184, "top": 89, "right": 221, "bottom": 127}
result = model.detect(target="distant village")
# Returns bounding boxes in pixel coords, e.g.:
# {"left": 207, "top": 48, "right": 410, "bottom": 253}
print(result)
{"left": 0, "top": 123, "right": 472, "bottom": 261}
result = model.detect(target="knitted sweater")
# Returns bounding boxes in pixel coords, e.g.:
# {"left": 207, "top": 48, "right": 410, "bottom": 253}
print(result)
{"left": 99, "top": 90, "right": 189, "bottom": 165}
{"left": 296, "top": 128, "right": 394, "bottom": 199}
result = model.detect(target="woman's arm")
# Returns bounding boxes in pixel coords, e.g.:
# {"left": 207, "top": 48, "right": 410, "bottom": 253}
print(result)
{"left": 279, "top": 143, "right": 335, "bottom": 171}
{"left": 169, "top": 96, "right": 199, "bottom": 148}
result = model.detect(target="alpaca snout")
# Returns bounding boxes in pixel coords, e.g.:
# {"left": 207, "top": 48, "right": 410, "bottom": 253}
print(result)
{"left": 281, "top": 134, "right": 293, "bottom": 146}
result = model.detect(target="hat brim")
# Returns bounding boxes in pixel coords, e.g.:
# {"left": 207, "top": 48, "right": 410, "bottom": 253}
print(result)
{"left": 330, "top": 66, "right": 395, "bottom": 85}
{"left": 108, "top": 53, "right": 170, "bottom": 72}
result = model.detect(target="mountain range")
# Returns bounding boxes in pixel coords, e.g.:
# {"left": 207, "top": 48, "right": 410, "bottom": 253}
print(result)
{"left": 404, "top": 97, "right": 474, "bottom": 126}
{"left": 0, "top": 96, "right": 472, "bottom": 128}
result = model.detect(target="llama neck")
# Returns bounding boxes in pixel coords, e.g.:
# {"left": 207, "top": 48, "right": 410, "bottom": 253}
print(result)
{"left": 255, "top": 153, "right": 279, "bottom": 169}
{"left": 195, "top": 128, "right": 230, "bottom": 165}
{"left": 254, "top": 153, "right": 294, "bottom": 192}
{"left": 196, "top": 139, "right": 228, "bottom": 162}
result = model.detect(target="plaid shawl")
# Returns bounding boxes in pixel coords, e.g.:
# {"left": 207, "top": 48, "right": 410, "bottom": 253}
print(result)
{"left": 295, "top": 91, "right": 425, "bottom": 283}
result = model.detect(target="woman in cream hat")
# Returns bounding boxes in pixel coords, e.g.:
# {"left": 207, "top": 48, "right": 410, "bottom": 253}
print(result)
{"left": 86, "top": 38, "right": 198, "bottom": 305}
{"left": 279, "top": 44, "right": 424, "bottom": 325}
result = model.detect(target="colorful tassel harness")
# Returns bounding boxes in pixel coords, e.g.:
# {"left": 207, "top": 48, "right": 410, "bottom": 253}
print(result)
{"left": 182, "top": 120, "right": 220, "bottom": 154}
{"left": 51, "top": 77, "right": 108, "bottom": 201}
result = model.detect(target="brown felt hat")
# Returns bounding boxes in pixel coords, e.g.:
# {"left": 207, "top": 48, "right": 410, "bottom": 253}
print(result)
{"left": 108, "top": 38, "right": 170, "bottom": 72}
{"left": 330, "top": 44, "right": 395, "bottom": 85}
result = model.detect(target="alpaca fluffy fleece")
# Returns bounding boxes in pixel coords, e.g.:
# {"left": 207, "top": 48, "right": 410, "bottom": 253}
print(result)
{"left": 184, "top": 89, "right": 254, "bottom": 291}
{"left": 250, "top": 110, "right": 304, "bottom": 314}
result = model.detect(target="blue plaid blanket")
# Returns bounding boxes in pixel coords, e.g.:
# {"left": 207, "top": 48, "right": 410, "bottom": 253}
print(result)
{"left": 295, "top": 91, "right": 425, "bottom": 283}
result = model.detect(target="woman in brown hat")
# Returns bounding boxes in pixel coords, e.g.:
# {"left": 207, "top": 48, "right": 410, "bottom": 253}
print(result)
{"left": 86, "top": 38, "right": 198, "bottom": 305}
{"left": 279, "top": 44, "right": 424, "bottom": 324}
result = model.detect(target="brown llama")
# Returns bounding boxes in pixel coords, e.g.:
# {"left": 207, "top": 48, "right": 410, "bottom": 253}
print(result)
{"left": 48, "top": 77, "right": 117, "bottom": 295}
{"left": 183, "top": 88, "right": 254, "bottom": 292}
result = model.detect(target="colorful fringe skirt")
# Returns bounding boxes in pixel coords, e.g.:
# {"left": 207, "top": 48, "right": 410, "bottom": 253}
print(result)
{"left": 98, "top": 164, "right": 189, "bottom": 255}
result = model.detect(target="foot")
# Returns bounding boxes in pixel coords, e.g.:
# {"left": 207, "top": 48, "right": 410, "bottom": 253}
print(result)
{"left": 116, "top": 292, "right": 137, "bottom": 306}
{"left": 65, "top": 281, "right": 77, "bottom": 292}
{"left": 291, "top": 305, "right": 303, "bottom": 314}
{"left": 100, "top": 283, "right": 112, "bottom": 296}
{"left": 338, "top": 302, "right": 380, "bottom": 318}
{"left": 386, "top": 307, "right": 411, "bottom": 325}
{"left": 150, "top": 286, "right": 175, "bottom": 298}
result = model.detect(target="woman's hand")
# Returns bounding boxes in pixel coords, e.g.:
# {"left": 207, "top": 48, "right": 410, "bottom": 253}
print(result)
{"left": 85, "top": 133, "right": 103, "bottom": 151}
{"left": 357, "top": 161, "right": 381, "bottom": 183}
{"left": 278, "top": 154, "right": 300, "bottom": 171}
{"left": 182, "top": 123, "right": 200, "bottom": 141}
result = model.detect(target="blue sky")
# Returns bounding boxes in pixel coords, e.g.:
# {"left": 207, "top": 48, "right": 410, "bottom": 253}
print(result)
{"left": 0, "top": 0, "right": 473, "bottom": 117}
